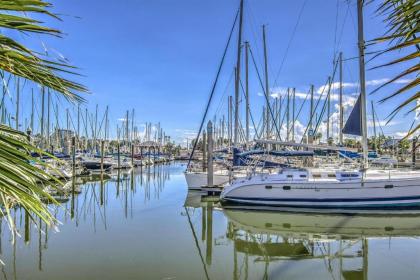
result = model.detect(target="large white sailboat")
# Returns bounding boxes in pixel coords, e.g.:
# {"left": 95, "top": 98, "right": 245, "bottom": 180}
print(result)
{"left": 220, "top": 0, "right": 420, "bottom": 210}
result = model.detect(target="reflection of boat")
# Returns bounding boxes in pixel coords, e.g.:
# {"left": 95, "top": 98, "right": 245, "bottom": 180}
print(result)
{"left": 224, "top": 209, "right": 420, "bottom": 238}
{"left": 223, "top": 208, "right": 420, "bottom": 279}
{"left": 80, "top": 158, "right": 113, "bottom": 172}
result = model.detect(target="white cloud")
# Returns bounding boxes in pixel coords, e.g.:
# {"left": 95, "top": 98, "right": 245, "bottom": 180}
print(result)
{"left": 393, "top": 78, "right": 414, "bottom": 84}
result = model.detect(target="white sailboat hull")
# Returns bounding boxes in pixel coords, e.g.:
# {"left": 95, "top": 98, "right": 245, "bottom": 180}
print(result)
{"left": 221, "top": 177, "right": 420, "bottom": 209}
{"left": 184, "top": 171, "right": 230, "bottom": 190}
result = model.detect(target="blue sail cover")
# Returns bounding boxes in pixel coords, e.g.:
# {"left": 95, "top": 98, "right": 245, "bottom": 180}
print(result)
{"left": 233, "top": 148, "right": 314, "bottom": 167}
{"left": 342, "top": 94, "right": 362, "bottom": 136}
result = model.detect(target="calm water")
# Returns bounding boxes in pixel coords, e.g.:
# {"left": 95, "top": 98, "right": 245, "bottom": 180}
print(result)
{"left": 1, "top": 162, "right": 420, "bottom": 280}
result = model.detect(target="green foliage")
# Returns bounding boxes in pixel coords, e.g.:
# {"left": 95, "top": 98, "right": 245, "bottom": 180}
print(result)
{"left": 0, "top": 0, "right": 88, "bottom": 102}
{"left": 371, "top": 0, "right": 419, "bottom": 136}
{"left": 0, "top": 125, "right": 59, "bottom": 237}
{"left": 0, "top": 0, "right": 87, "bottom": 235}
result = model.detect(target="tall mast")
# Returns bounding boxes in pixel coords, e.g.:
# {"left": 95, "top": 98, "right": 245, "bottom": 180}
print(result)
{"left": 371, "top": 101, "right": 377, "bottom": 151}
{"left": 309, "top": 85, "right": 314, "bottom": 144}
{"left": 47, "top": 88, "right": 50, "bottom": 147}
{"left": 327, "top": 76, "right": 331, "bottom": 141}
{"left": 339, "top": 52, "right": 344, "bottom": 145}
{"left": 292, "top": 87, "right": 295, "bottom": 142}
{"left": 126, "top": 110, "right": 129, "bottom": 144}
{"left": 85, "top": 108, "right": 88, "bottom": 150}
{"left": 234, "top": 0, "right": 244, "bottom": 146}
{"left": 131, "top": 109, "right": 135, "bottom": 143}
{"left": 262, "top": 25, "right": 270, "bottom": 140}
{"left": 40, "top": 87, "right": 45, "bottom": 149}
{"left": 309, "top": 85, "right": 314, "bottom": 132}
{"left": 77, "top": 104, "right": 80, "bottom": 138}
{"left": 222, "top": 115, "right": 225, "bottom": 146}
{"left": 245, "top": 41, "right": 250, "bottom": 145}
{"left": 229, "top": 95, "right": 233, "bottom": 147}
{"left": 66, "top": 108, "right": 69, "bottom": 130}
{"left": 286, "top": 88, "right": 290, "bottom": 141}
{"left": 30, "top": 89, "right": 34, "bottom": 133}
{"left": 357, "top": 0, "right": 368, "bottom": 168}
{"left": 15, "top": 78, "right": 19, "bottom": 130}
{"left": 105, "top": 106, "right": 109, "bottom": 141}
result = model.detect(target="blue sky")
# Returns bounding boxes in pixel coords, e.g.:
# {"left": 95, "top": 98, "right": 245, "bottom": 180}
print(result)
{"left": 3, "top": 0, "right": 417, "bottom": 144}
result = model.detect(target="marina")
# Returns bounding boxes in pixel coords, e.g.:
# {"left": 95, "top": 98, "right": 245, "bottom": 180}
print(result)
{"left": 0, "top": 0, "right": 418, "bottom": 279}
{"left": 1, "top": 163, "right": 420, "bottom": 279}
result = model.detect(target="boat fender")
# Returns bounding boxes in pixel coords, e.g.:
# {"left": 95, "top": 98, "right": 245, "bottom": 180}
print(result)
{"left": 265, "top": 185, "right": 272, "bottom": 189}
{"left": 282, "top": 223, "right": 291, "bottom": 229}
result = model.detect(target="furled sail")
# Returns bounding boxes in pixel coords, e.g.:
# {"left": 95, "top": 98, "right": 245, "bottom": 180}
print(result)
{"left": 342, "top": 94, "right": 362, "bottom": 136}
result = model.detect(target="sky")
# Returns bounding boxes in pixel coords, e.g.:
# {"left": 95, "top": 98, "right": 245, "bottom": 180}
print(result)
{"left": 2, "top": 0, "right": 418, "bottom": 145}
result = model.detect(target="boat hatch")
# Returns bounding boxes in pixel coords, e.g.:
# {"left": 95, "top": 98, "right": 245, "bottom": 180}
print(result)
{"left": 336, "top": 171, "right": 362, "bottom": 181}
{"left": 277, "top": 169, "right": 309, "bottom": 181}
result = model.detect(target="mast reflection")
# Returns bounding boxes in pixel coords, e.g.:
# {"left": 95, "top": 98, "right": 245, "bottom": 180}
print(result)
{"left": 223, "top": 208, "right": 420, "bottom": 279}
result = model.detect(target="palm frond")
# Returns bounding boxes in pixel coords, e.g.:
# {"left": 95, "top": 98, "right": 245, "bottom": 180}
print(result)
{"left": 0, "top": 0, "right": 88, "bottom": 101}
{"left": 370, "top": 0, "right": 419, "bottom": 136}
{"left": 0, "top": 125, "right": 60, "bottom": 235}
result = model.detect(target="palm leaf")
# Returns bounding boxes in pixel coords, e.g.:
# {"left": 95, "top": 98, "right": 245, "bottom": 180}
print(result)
{"left": 370, "top": 0, "right": 419, "bottom": 137}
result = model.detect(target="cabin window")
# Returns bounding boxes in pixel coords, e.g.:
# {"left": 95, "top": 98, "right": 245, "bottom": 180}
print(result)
{"left": 313, "top": 174, "right": 321, "bottom": 178}
{"left": 287, "top": 175, "right": 293, "bottom": 178}
{"left": 299, "top": 175, "right": 307, "bottom": 178}
{"left": 328, "top": 174, "right": 336, "bottom": 178}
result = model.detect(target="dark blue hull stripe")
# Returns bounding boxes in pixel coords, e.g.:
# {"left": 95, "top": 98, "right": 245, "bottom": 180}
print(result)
{"left": 224, "top": 195, "right": 420, "bottom": 203}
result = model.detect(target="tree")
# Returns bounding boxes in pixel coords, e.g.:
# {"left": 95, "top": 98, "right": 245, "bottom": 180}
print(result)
{"left": 0, "top": 1, "right": 87, "bottom": 234}
{"left": 371, "top": 0, "right": 419, "bottom": 136}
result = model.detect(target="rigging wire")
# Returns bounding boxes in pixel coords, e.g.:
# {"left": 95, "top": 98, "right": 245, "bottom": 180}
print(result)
{"left": 187, "top": 8, "right": 239, "bottom": 169}
{"left": 272, "top": 0, "right": 308, "bottom": 88}
{"left": 249, "top": 45, "right": 282, "bottom": 140}
{"left": 239, "top": 76, "right": 260, "bottom": 139}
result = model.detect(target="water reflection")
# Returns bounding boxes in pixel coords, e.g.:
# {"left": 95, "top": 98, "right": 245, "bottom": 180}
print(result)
{"left": 2, "top": 163, "right": 420, "bottom": 279}
{"left": 184, "top": 191, "right": 420, "bottom": 280}
{"left": 0, "top": 164, "right": 172, "bottom": 279}
{"left": 224, "top": 209, "right": 420, "bottom": 279}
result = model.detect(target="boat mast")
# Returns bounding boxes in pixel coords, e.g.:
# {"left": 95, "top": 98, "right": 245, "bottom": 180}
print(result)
{"left": 357, "top": 0, "right": 368, "bottom": 168}
{"left": 47, "top": 88, "right": 50, "bottom": 148}
{"left": 245, "top": 41, "right": 250, "bottom": 146}
{"left": 292, "top": 87, "right": 295, "bottom": 142}
{"left": 262, "top": 25, "right": 270, "bottom": 140}
{"left": 339, "top": 52, "right": 344, "bottom": 145}
{"left": 77, "top": 104, "right": 80, "bottom": 138}
{"left": 326, "top": 76, "right": 332, "bottom": 141}
{"left": 286, "top": 88, "right": 290, "bottom": 141}
{"left": 228, "top": 95, "right": 233, "bottom": 147}
{"left": 234, "top": 0, "right": 244, "bottom": 146}
{"left": 30, "top": 89, "right": 34, "bottom": 133}
{"left": 309, "top": 84, "right": 314, "bottom": 143}
{"left": 40, "top": 86, "right": 45, "bottom": 149}
{"left": 371, "top": 100, "right": 377, "bottom": 152}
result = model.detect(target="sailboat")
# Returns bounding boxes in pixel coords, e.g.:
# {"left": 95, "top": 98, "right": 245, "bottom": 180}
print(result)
{"left": 220, "top": 0, "right": 420, "bottom": 210}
